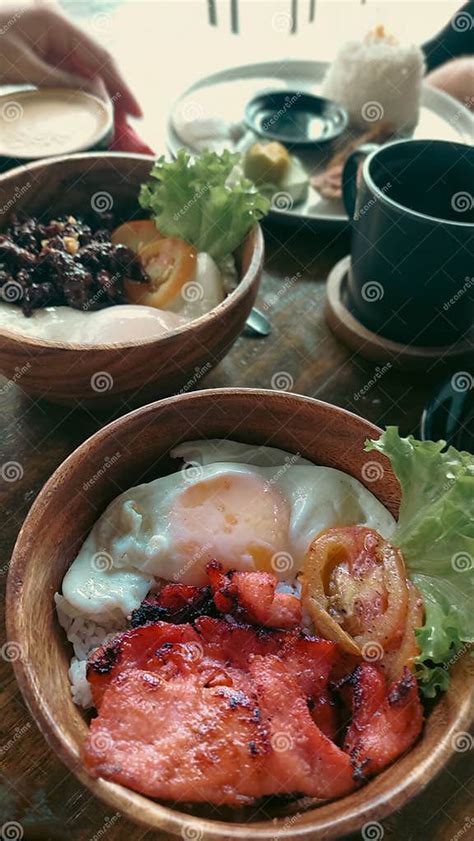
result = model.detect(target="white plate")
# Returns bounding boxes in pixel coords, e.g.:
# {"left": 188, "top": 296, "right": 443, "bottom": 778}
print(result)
{"left": 167, "top": 59, "right": 474, "bottom": 226}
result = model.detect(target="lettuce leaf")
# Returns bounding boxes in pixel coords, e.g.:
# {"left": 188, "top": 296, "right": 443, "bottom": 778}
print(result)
{"left": 139, "top": 149, "right": 270, "bottom": 261}
{"left": 365, "top": 427, "right": 474, "bottom": 697}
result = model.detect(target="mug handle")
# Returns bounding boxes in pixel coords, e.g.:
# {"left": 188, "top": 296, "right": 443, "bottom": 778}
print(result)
{"left": 342, "top": 142, "right": 380, "bottom": 219}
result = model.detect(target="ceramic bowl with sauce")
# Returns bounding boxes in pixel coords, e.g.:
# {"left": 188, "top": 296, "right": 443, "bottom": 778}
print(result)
{"left": 6, "top": 388, "right": 473, "bottom": 839}
{"left": 0, "top": 88, "right": 113, "bottom": 171}
{"left": 245, "top": 90, "right": 348, "bottom": 148}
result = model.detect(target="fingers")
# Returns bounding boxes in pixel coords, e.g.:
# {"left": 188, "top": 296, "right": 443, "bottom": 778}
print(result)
{"left": 45, "top": 14, "right": 143, "bottom": 117}
{"left": 0, "top": 32, "right": 89, "bottom": 90}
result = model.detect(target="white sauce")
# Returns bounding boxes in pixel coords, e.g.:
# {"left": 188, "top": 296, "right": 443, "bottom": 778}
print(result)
{"left": 0, "top": 89, "right": 111, "bottom": 158}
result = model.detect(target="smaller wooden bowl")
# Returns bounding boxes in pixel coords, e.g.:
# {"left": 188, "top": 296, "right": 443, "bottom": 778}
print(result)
{"left": 0, "top": 154, "right": 264, "bottom": 408}
{"left": 6, "top": 389, "right": 473, "bottom": 840}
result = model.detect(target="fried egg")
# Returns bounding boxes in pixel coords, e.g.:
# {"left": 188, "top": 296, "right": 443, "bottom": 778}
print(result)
{"left": 62, "top": 440, "right": 395, "bottom": 618}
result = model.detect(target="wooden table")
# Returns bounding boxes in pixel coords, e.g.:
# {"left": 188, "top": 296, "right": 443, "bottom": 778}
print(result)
{"left": 1, "top": 218, "right": 472, "bottom": 841}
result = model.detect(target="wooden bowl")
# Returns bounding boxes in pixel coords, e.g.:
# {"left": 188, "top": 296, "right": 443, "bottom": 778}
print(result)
{"left": 0, "top": 154, "right": 264, "bottom": 408}
{"left": 7, "top": 389, "right": 473, "bottom": 840}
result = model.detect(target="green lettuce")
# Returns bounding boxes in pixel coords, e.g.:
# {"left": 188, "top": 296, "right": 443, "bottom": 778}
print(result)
{"left": 365, "top": 427, "right": 474, "bottom": 697}
{"left": 139, "top": 149, "right": 270, "bottom": 262}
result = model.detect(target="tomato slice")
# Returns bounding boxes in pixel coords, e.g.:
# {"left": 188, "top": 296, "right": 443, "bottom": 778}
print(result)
{"left": 111, "top": 220, "right": 163, "bottom": 254}
{"left": 125, "top": 238, "right": 197, "bottom": 309}
{"left": 301, "top": 526, "right": 409, "bottom": 656}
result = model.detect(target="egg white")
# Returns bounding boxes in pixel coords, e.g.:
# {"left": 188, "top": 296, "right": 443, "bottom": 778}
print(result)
{"left": 61, "top": 440, "right": 395, "bottom": 619}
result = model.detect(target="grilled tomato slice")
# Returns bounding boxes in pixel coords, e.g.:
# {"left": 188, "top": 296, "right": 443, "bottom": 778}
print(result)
{"left": 125, "top": 238, "right": 197, "bottom": 309}
{"left": 301, "top": 526, "right": 411, "bottom": 660}
{"left": 111, "top": 220, "right": 163, "bottom": 254}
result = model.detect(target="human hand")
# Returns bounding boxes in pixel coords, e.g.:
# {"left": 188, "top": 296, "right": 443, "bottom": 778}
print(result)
{"left": 0, "top": 1, "right": 141, "bottom": 116}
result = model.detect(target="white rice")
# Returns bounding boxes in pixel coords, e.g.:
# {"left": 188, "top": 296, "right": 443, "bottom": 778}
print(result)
{"left": 322, "top": 29, "right": 425, "bottom": 132}
{"left": 55, "top": 593, "right": 126, "bottom": 709}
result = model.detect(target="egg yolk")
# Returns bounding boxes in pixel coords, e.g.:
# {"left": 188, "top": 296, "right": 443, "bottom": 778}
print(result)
{"left": 169, "top": 472, "right": 291, "bottom": 573}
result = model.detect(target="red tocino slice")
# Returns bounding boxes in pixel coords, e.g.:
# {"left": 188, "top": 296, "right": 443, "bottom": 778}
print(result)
{"left": 343, "top": 663, "right": 423, "bottom": 779}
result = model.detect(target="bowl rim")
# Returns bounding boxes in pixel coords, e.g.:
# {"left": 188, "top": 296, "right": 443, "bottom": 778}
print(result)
{"left": 0, "top": 152, "right": 264, "bottom": 351}
{"left": 6, "top": 388, "right": 474, "bottom": 839}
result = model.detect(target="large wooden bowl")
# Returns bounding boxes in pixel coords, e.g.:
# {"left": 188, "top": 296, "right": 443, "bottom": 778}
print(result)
{"left": 0, "top": 154, "right": 264, "bottom": 408}
{"left": 7, "top": 390, "right": 473, "bottom": 840}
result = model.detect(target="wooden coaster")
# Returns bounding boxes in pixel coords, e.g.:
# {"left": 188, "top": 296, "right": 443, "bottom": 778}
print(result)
{"left": 325, "top": 256, "right": 473, "bottom": 370}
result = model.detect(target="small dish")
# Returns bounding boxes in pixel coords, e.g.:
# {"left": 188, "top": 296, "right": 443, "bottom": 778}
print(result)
{"left": 245, "top": 90, "right": 348, "bottom": 148}
{"left": 0, "top": 153, "right": 264, "bottom": 408}
{"left": 0, "top": 88, "right": 113, "bottom": 171}
{"left": 6, "top": 388, "right": 473, "bottom": 839}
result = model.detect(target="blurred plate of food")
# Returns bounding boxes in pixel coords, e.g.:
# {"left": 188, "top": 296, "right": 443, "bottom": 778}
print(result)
{"left": 167, "top": 32, "right": 474, "bottom": 226}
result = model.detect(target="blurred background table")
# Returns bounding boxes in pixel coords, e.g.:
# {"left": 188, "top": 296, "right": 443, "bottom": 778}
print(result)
{"left": 1, "top": 2, "right": 472, "bottom": 840}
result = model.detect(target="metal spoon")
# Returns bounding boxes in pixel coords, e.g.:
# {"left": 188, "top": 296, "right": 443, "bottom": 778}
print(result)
{"left": 243, "top": 307, "right": 271, "bottom": 337}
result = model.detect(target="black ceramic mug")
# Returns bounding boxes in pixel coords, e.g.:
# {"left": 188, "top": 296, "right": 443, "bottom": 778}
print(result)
{"left": 342, "top": 139, "right": 474, "bottom": 346}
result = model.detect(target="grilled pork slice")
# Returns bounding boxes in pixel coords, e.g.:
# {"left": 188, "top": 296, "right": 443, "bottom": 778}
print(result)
{"left": 87, "top": 621, "right": 201, "bottom": 709}
{"left": 83, "top": 655, "right": 356, "bottom": 804}
{"left": 83, "top": 667, "right": 268, "bottom": 805}
{"left": 207, "top": 562, "right": 302, "bottom": 629}
{"left": 249, "top": 655, "right": 355, "bottom": 799}
{"left": 87, "top": 617, "right": 338, "bottom": 711}
{"left": 343, "top": 663, "right": 423, "bottom": 779}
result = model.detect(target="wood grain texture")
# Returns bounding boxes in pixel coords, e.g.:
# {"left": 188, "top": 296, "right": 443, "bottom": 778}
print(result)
{"left": 0, "top": 154, "right": 264, "bottom": 408}
{"left": 6, "top": 389, "right": 473, "bottom": 840}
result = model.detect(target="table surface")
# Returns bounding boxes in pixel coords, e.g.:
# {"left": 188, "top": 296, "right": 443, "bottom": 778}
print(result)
{"left": 1, "top": 2, "right": 473, "bottom": 839}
